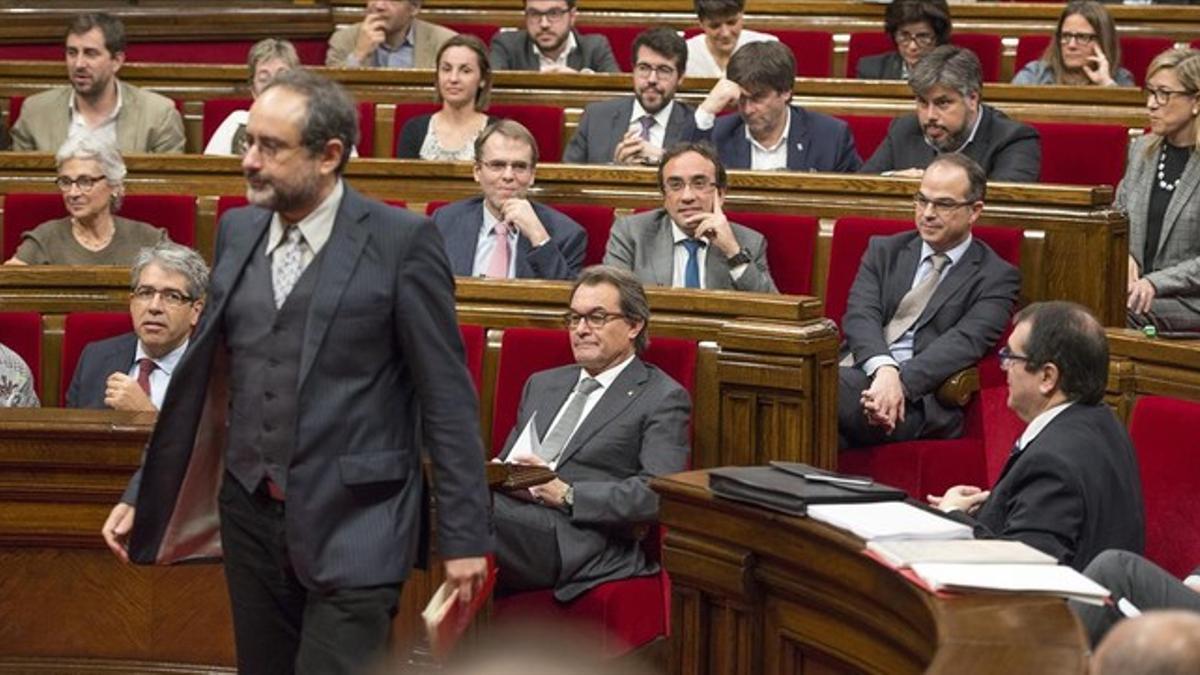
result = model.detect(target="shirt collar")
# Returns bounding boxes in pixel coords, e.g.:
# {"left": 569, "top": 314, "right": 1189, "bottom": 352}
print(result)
{"left": 267, "top": 179, "right": 344, "bottom": 255}
{"left": 378, "top": 23, "right": 417, "bottom": 53}
{"left": 744, "top": 105, "right": 792, "bottom": 153}
{"left": 1015, "top": 401, "right": 1074, "bottom": 453}
{"left": 578, "top": 352, "right": 636, "bottom": 389}
{"left": 631, "top": 98, "right": 675, "bottom": 130}
{"left": 670, "top": 220, "right": 705, "bottom": 246}
{"left": 135, "top": 338, "right": 189, "bottom": 377}
{"left": 919, "top": 232, "right": 973, "bottom": 268}
{"left": 68, "top": 79, "right": 123, "bottom": 124}
{"left": 480, "top": 203, "right": 520, "bottom": 241}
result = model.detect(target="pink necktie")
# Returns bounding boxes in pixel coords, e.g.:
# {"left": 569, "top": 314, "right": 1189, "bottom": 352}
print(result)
{"left": 486, "top": 220, "right": 511, "bottom": 278}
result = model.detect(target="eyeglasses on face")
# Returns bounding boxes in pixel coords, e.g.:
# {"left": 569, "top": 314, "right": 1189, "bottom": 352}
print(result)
{"left": 997, "top": 346, "right": 1033, "bottom": 368}
{"left": 478, "top": 159, "right": 533, "bottom": 175}
{"left": 913, "top": 193, "right": 975, "bottom": 216}
{"left": 1058, "top": 31, "right": 1097, "bottom": 46}
{"left": 1142, "top": 86, "right": 1197, "bottom": 106}
{"left": 525, "top": 7, "right": 570, "bottom": 22}
{"left": 131, "top": 286, "right": 195, "bottom": 307}
{"left": 634, "top": 63, "right": 677, "bottom": 79}
{"left": 562, "top": 309, "right": 627, "bottom": 330}
{"left": 56, "top": 175, "right": 108, "bottom": 192}
{"left": 664, "top": 176, "right": 717, "bottom": 194}
{"left": 895, "top": 31, "right": 936, "bottom": 47}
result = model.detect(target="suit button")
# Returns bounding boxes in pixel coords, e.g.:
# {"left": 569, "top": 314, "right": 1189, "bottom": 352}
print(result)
{"left": 268, "top": 358, "right": 279, "bottom": 367}
{"left": 264, "top": 422, "right": 275, "bottom": 432}
{"left": 264, "top": 391, "right": 276, "bottom": 401}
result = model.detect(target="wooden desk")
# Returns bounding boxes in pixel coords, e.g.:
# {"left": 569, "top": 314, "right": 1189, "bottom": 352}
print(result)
{"left": 1107, "top": 328, "right": 1200, "bottom": 422}
{"left": 652, "top": 469, "right": 1089, "bottom": 675}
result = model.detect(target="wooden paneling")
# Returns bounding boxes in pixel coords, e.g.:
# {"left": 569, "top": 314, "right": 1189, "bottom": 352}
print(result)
{"left": 1106, "top": 328, "right": 1200, "bottom": 422}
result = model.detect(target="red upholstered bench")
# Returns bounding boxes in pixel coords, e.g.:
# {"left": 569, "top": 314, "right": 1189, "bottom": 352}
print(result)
{"left": 60, "top": 312, "right": 134, "bottom": 406}
{"left": 0, "top": 311, "right": 43, "bottom": 394}
{"left": 1029, "top": 121, "right": 1129, "bottom": 187}
{"left": 847, "top": 32, "right": 1001, "bottom": 81}
{"left": 1128, "top": 396, "right": 1200, "bottom": 578}
{"left": 725, "top": 211, "right": 818, "bottom": 295}
{"left": 839, "top": 114, "right": 893, "bottom": 161}
{"left": 2, "top": 193, "right": 196, "bottom": 261}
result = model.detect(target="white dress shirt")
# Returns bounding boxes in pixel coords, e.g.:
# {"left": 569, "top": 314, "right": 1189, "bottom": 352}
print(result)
{"left": 129, "top": 338, "right": 189, "bottom": 410}
{"left": 67, "top": 84, "right": 122, "bottom": 149}
{"left": 1013, "top": 401, "right": 1073, "bottom": 454}
{"left": 746, "top": 107, "right": 791, "bottom": 171}
{"left": 537, "top": 31, "right": 579, "bottom": 72}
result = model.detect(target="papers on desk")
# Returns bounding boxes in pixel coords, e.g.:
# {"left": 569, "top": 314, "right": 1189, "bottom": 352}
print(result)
{"left": 909, "top": 562, "right": 1111, "bottom": 606}
{"left": 808, "top": 501, "right": 973, "bottom": 542}
{"left": 866, "top": 539, "right": 1057, "bottom": 568}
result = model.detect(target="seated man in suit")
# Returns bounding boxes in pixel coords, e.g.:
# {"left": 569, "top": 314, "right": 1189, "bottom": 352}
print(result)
{"left": 325, "top": 0, "right": 456, "bottom": 69}
{"left": 564, "top": 27, "right": 705, "bottom": 166}
{"left": 490, "top": 0, "right": 619, "bottom": 73}
{"left": 930, "top": 301, "right": 1145, "bottom": 570}
{"left": 493, "top": 265, "right": 690, "bottom": 600}
{"left": 433, "top": 119, "right": 586, "bottom": 280}
{"left": 859, "top": 45, "right": 1041, "bottom": 182}
{"left": 695, "top": 41, "right": 861, "bottom": 173}
{"left": 1072, "top": 550, "right": 1200, "bottom": 646}
{"left": 839, "top": 153, "right": 1019, "bottom": 448}
{"left": 604, "top": 141, "right": 778, "bottom": 292}
{"left": 67, "top": 241, "right": 208, "bottom": 410}
{"left": 11, "top": 13, "right": 184, "bottom": 154}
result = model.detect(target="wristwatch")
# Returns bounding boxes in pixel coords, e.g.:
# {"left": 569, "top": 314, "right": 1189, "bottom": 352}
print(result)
{"left": 726, "top": 247, "right": 752, "bottom": 267}
{"left": 563, "top": 484, "right": 575, "bottom": 513}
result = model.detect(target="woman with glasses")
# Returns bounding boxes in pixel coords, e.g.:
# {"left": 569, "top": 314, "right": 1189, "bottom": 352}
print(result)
{"left": 4, "top": 135, "right": 166, "bottom": 266}
{"left": 1012, "top": 1, "right": 1132, "bottom": 87}
{"left": 397, "top": 34, "right": 498, "bottom": 160}
{"left": 856, "top": 0, "right": 952, "bottom": 81}
{"left": 1120, "top": 48, "right": 1200, "bottom": 331}
{"left": 204, "top": 38, "right": 300, "bottom": 156}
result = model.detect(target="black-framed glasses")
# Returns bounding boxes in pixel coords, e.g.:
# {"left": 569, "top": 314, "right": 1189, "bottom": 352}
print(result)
{"left": 1058, "top": 31, "right": 1097, "bottom": 46}
{"left": 55, "top": 174, "right": 107, "bottom": 192}
{"left": 997, "top": 346, "right": 1033, "bottom": 368}
{"left": 634, "top": 63, "right": 677, "bottom": 79}
{"left": 562, "top": 310, "right": 626, "bottom": 330}
{"left": 895, "top": 31, "right": 936, "bottom": 47}
{"left": 1143, "top": 86, "right": 1197, "bottom": 106}
{"left": 131, "top": 286, "right": 196, "bottom": 307}
{"left": 525, "top": 7, "right": 570, "bottom": 22}
{"left": 913, "top": 193, "right": 975, "bottom": 216}
{"left": 664, "top": 176, "right": 717, "bottom": 194}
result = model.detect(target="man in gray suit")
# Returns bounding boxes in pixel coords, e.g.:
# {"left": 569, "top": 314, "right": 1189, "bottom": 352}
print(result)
{"left": 494, "top": 265, "right": 690, "bottom": 600}
{"left": 11, "top": 12, "right": 184, "bottom": 154}
{"left": 564, "top": 27, "right": 701, "bottom": 165}
{"left": 604, "top": 141, "right": 778, "bottom": 292}
{"left": 99, "top": 71, "right": 490, "bottom": 675}
{"left": 434, "top": 119, "right": 586, "bottom": 280}
{"left": 325, "top": 0, "right": 456, "bottom": 69}
{"left": 490, "top": 0, "right": 619, "bottom": 73}
{"left": 839, "top": 153, "right": 1020, "bottom": 448}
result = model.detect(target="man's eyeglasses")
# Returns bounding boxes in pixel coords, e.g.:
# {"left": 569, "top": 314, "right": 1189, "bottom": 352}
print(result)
{"left": 1143, "top": 86, "right": 1197, "bottom": 106}
{"left": 55, "top": 175, "right": 107, "bottom": 193}
{"left": 998, "top": 346, "right": 1033, "bottom": 369}
{"left": 664, "top": 176, "right": 717, "bottom": 194}
{"left": 913, "top": 193, "right": 976, "bottom": 216}
{"left": 525, "top": 7, "right": 570, "bottom": 22}
{"left": 131, "top": 286, "right": 196, "bottom": 307}
{"left": 1059, "top": 31, "right": 1098, "bottom": 46}
{"left": 562, "top": 310, "right": 626, "bottom": 330}
{"left": 634, "top": 63, "right": 677, "bottom": 79}
{"left": 895, "top": 31, "right": 936, "bottom": 47}
{"left": 479, "top": 159, "right": 533, "bottom": 175}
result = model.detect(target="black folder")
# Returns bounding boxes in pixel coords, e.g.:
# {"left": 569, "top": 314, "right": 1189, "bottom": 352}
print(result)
{"left": 709, "top": 463, "right": 906, "bottom": 516}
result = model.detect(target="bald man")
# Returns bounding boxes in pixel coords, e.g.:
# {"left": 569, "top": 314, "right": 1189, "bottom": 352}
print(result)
{"left": 1091, "top": 610, "right": 1200, "bottom": 675}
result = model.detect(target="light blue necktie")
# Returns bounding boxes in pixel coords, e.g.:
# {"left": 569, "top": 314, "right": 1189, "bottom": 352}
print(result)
{"left": 681, "top": 239, "right": 704, "bottom": 289}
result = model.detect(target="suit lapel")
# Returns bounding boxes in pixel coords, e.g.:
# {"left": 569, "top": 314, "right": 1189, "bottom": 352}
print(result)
{"left": 534, "top": 367, "right": 579, "bottom": 442}
{"left": 556, "top": 359, "right": 648, "bottom": 468}
{"left": 887, "top": 236, "right": 923, "bottom": 319}
{"left": 446, "top": 199, "right": 484, "bottom": 276}
{"left": 730, "top": 120, "right": 752, "bottom": 168}
{"left": 704, "top": 233, "right": 730, "bottom": 289}
{"left": 1158, "top": 151, "right": 1200, "bottom": 257}
{"left": 913, "top": 239, "right": 982, "bottom": 332}
{"left": 115, "top": 82, "right": 140, "bottom": 151}
{"left": 608, "top": 98, "right": 635, "bottom": 158}
{"left": 663, "top": 101, "right": 691, "bottom": 145}
{"left": 203, "top": 208, "right": 272, "bottom": 341}
{"left": 566, "top": 31, "right": 584, "bottom": 70}
{"left": 298, "top": 188, "right": 370, "bottom": 388}
{"left": 786, "top": 107, "right": 808, "bottom": 170}
{"left": 651, "top": 211, "right": 676, "bottom": 286}
{"left": 106, "top": 334, "right": 139, "bottom": 379}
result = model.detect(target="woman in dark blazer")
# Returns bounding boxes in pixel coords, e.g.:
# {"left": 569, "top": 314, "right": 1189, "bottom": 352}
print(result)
{"left": 855, "top": 0, "right": 951, "bottom": 80}
{"left": 1120, "top": 48, "right": 1200, "bottom": 331}
{"left": 397, "top": 34, "right": 497, "bottom": 160}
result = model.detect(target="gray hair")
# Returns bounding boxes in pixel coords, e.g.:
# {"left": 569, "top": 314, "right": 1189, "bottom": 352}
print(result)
{"left": 56, "top": 134, "right": 126, "bottom": 210}
{"left": 909, "top": 44, "right": 982, "bottom": 99}
{"left": 571, "top": 265, "right": 651, "bottom": 353}
{"left": 260, "top": 69, "right": 360, "bottom": 174}
{"left": 131, "top": 242, "right": 211, "bottom": 300}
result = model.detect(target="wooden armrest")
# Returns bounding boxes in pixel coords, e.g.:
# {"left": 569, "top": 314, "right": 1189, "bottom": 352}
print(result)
{"left": 935, "top": 366, "right": 980, "bottom": 408}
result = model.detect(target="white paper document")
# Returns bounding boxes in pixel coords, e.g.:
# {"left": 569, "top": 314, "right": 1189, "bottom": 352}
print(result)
{"left": 866, "top": 539, "right": 1057, "bottom": 568}
{"left": 505, "top": 411, "right": 542, "bottom": 465}
{"left": 808, "top": 501, "right": 973, "bottom": 541}
{"left": 910, "top": 562, "right": 1112, "bottom": 605}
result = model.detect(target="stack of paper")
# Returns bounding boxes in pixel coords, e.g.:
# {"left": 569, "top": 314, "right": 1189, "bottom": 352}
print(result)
{"left": 866, "top": 539, "right": 1057, "bottom": 569}
{"left": 808, "top": 501, "right": 973, "bottom": 541}
{"left": 909, "top": 562, "right": 1111, "bottom": 605}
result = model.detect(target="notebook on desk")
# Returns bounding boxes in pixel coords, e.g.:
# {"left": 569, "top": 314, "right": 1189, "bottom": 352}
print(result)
{"left": 709, "top": 464, "right": 906, "bottom": 516}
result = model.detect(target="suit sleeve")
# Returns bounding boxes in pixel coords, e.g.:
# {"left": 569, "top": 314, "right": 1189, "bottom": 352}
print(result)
{"left": 858, "top": 120, "right": 898, "bottom": 174}
{"left": 150, "top": 105, "right": 186, "bottom": 154}
{"left": 571, "top": 384, "right": 691, "bottom": 524}
{"left": 489, "top": 35, "right": 517, "bottom": 70}
{"left": 393, "top": 220, "right": 492, "bottom": 559}
{"left": 840, "top": 239, "right": 893, "bottom": 363}
{"left": 9, "top": 114, "right": 35, "bottom": 151}
{"left": 526, "top": 210, "right": 587, "bottom": 280}
{"left": 733, "top": 232, "right": 779, "bottom": 293}
{"left": 602, "top": 217, "right": 637, "bottom": 271}
{"left": 586, "top": 36, "right": 620, "bottom": 74}
{"left": 989, "top": 124, "right": 1041, "bottom": 183}
{"left": 562, "top": 108, "right": 592, "bottom": 163}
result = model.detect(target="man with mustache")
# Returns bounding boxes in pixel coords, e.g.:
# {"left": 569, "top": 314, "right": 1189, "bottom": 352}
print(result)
{"left": 564, "top": 27, "right": 704, "bottom": 165}
{"left": 859, "top": 45, "right": 1041, "bottom": 182}
{"left": 10, "top": 13, "right": 184, "bottom": 154}
{"left": 67, "top": 242, "right": 208, "bottom": 412}
{"left": 325, "top": 0, "right": 456, "bottom": 69}
{"left": 490, "top": 0, "right": 619, "bottom": 73}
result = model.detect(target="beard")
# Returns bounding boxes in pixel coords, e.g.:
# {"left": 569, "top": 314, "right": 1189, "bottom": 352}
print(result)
{"left": 923, "top": 122, "right": 971, "bottom": 153}
{"left": 635, "top": 85, "right": 669, "bottom": 114}
{"left": 244, "top": 167, "right": 322, "bottom": 214}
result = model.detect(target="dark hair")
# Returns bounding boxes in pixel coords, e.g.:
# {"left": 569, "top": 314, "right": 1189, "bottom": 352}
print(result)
{"left": 632, "top": 27, "right": 688, "bottom": 75}
{"left": 885, "top": 0, "right": 952, "bottom": 47}
{"left": 66, "top": 12, "right": 126, "bottom": 55}
{"left": 572, "top": 265, "right": 651, "bottom": 353}
{"left": 657, "top": 141, "right": 728, "bottom": 193}
{"left": 1013, "top": 301, "right": 1108, "bottom": 405}
{"left": 726, "top": 41, "right": 795, "bottom": 95}
{"left": 909, "top": 44, "right": 981, "bottom": 98}
{"left": 1044, "top": 1, "right": 1122, "bottom": 85}
{"left": 695, "top": 0, "right": 745, "bottom": 22}
{"left": 927, "top": 153, "right": 987, "bottom": 202}
{"left": 474, "top": 118, "right": 539, "bottom": 167}
{"left": 261, "top": 70, "right": 360, "bottom": 175}
{"left": 435, "top": 34, "right": 493, "bottom": 111}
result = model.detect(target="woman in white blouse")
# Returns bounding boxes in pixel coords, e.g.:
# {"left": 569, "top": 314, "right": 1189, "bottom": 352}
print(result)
{"left": 396, "top": 34, "right": 496, "bottom": 160}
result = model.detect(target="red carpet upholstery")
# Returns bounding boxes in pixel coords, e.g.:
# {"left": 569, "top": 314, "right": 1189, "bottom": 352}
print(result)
{"left": 0, "top": 311, "right": 43, "bottom": 393}
{"left": 1029, "top": 121, "right": 1128, "bottom": 187}
{"left": 1128, "top": 396, "right": 1200, "bottom": 578}
{"left": 839, "top": 114, "right": 893, "bottom": 160}
{"left": 1016, "top": 35, "right": 1172, "bottom": 87}
{"left": 3, "top": 193, "right": 196, "bottom": 260}
{"left": 847, "top": 32, "right": 1001, "bottom": 81}
{"left": 489, "top": 327, "right": 697, "bottom": 653}
{"left": 726, "top": 211, "right": 818, "bottom": 295}
{"left": 60, "top": 312, "right": 133, "bottom": 405}
{"left": 775, "top": 30, "right": 834, "bottom": 77}
{"left": 830, "top": 218, "right": 1024, "bottom": 498}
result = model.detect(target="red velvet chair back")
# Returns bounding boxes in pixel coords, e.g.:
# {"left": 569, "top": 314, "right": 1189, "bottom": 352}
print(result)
{"left": 458, "top": 324, "right": 485, "bottom": 394}
{"left": 0, "top": 311, "right": 43, "bottom": 394}
{"left": 202, "top": 98, "right": 251, "bottom": 145}
{"left": 549, "top": 203, "right": 615, "bottom": 266}
{"left": 846, "top": 33, "right": 894, "bottom": 78}
{"left": 847, "top": 32, "right": 1001, "bottom": 81}
{"left": 0, "top": 45, "right": 63, "bottom": 60}
{"left": 577, "top": 25, "right": 642, "bottom": 71}
{"left": 775, "top": 30, "right": 834, "bottom": 77}
{"left": 839, "top": 114, "right": 893, "bottom": 160}
{"left": 60, "top": 312, "right": 134, "bottom": 405}
{"left": 9, "top": 96, "right": 23, "bottom": 124}
{"left": 725, "top": 211, "right": 818, "bottom": 295}
{"left": 1031, "top": 121, "right": 1128, "bottom": 187}
{"left": 355, "top": 101, "right": 377, "bottom": 158}
{"left": 3, "top": 193, "right": 196, "bottom": 260}
{"left": 1129, "top": 395, "right": 1200, "bottom": 578}
{"left": 825, "top": 217, "right": 911, "bottom": 329}
{"left": 488, "top": 104, "right": 565, "bottom": 163}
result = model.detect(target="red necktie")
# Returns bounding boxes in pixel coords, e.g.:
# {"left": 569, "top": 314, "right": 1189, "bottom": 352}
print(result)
{"left": 136, "top": 358, "right": 155, "bottom": 397}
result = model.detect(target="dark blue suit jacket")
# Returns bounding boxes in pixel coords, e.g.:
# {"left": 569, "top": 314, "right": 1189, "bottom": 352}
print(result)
{"left": 432, "top": 195, "right": 587, "bottom": 280}
{"left": 711, "top": 106, "right": 862, "bottom": 173}
{"left": 66, "top": 332, "right": 137, "bottom": 409}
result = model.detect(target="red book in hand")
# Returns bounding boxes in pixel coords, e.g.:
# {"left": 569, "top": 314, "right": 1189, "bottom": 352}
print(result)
{"left": 421, "top": 556, "right": 498, "bottom": 660}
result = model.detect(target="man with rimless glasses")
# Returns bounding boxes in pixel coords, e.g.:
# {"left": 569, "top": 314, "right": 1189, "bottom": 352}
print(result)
{"left": 492, "top": 265, "right": 690, "bottom": 600}
{"left": 604, "top": 141, "right": 778, "bottom": 292}
{"left": 839, "top": 153, "right": 1019, "bottom": 448}
{"left": 490, "top": 0, "right": 619, "bottom": 73}
{"left": 67, "top": 241, "right": 208, "bottom": 411}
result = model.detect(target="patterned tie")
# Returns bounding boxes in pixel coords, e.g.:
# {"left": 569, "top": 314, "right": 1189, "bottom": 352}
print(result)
{"left": 136, "top": 358, "right": 155, "bottom": 397}
{"left": 681, "top": 239, "right": 704, "bottom": 289}
{"left": 272, "top": 226, "right": 305, "bottom": 309}
{"left": 486, "top": 220, "right": 511, "bottom": 279}
{"left": 638, "top": 114, "right": 655, "bottom": 141}
{"left": 537, "top": 377, "right": 602, "bottom": 463}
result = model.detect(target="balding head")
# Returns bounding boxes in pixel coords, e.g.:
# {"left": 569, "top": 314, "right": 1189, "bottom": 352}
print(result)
{"left": 1091, "top": 610, "right": 1200, "bottom": 675}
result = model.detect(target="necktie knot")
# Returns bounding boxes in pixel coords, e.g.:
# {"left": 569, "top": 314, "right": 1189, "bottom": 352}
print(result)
{"left": 284, "top": 225, "right": 304, "bottom": 245}
{"left": 494, "top": 220, "right": 510, "bottom": 237}
{"left": 638, "top": 114, "right": 655, "bottom": 141}
{"left": 929, "top": 252, "right": 950, "bottom": 274}
{"left": 576, "top": 377, "right": 602, "bottom": 396}
{"left": 680, "top": 239, "right": 704, "bottom": 255}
